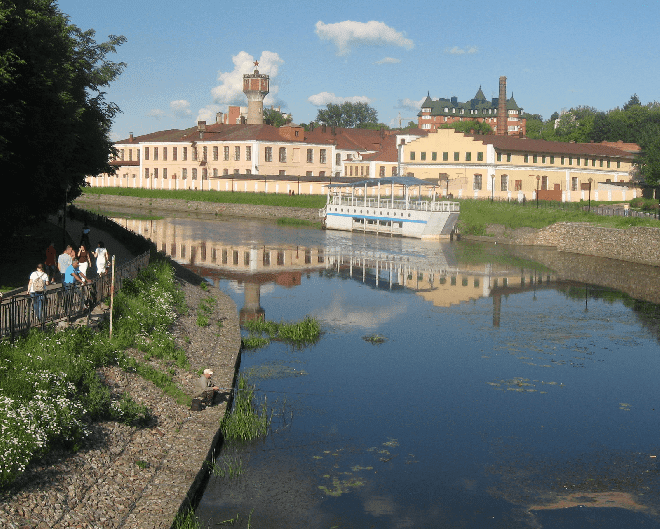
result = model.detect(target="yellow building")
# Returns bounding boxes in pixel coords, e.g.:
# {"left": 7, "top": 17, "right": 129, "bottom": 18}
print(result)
{"left": 345, "top": 128, "right": 641, "bottom": 202}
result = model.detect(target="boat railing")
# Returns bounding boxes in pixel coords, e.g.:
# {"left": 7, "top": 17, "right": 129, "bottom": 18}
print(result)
{"left": 327, "top": 196, "right": 459, "bottom": 212}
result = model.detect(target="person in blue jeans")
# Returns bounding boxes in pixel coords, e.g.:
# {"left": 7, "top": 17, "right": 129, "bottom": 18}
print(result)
{"left": 63, "top": 259, "right": 87, "bottom": 314}
{"left": 28, "top": 263, "right": 49, "bottom": 322}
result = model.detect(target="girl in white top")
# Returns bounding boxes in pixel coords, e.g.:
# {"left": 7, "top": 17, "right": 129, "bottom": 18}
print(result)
{"left": 93, "top": 241, "right": 108, "bottom": 275}
{"left": 28, "top": 264, "right": 49, "bottom": 293}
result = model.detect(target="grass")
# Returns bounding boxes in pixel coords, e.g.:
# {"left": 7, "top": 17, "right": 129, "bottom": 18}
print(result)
{"left": 220, "top": 376, "right": 270, "bottom": 442}
{"left": 456, "top": 198, "right": 660, "bottom": 236}
{"left": 0, "top": 257, "right": 196, "bottom": 486}
{"left": 196, "top": 295, "right": 216, "bottom": 328}
{"left": 276, "top": 217, "right": 323, "bottom": 229}
{"left": 82, "top": 187, "right": 326, "bottom": 210}
{"left": 241, "top": 316, "right": 321, "bottom": 349}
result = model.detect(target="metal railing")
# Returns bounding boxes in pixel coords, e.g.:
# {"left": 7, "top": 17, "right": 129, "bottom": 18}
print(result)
{"left": 326, "top": 196, "right": 460, "bottom": 212}
{"left": 0, "top": 251, "right": 150, "bottom": 341}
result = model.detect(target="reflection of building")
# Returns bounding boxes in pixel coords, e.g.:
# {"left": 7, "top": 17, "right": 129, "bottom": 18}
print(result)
{"left": 114, "top": 217, "right": 557, "bottom": 327}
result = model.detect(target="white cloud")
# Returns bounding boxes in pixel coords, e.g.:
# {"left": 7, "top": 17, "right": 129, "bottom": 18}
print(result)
{"left": 308, "top": 91, "right": 372, "bottom": 107}
{"left": 170, "top": 100, "right": 192, "bottom": 118}
{"left": 315, "top": 20, "right": 413, "bottom": 56}
{"left": 445, "top": 45, "right": 478, "bottom": 55}
{"left": 196, "top": 50, "right": 285, "bottom": 122}
{"left": 397, "top": 97, "right": 425, "bottom": 112}
{"left": 375, "top": 57, "right": 400, "bottom": 65}
{"left": 147, "top": 108, "right": 166, "bottom": 119}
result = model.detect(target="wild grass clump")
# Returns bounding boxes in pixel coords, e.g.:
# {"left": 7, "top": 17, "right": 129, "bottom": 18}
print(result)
{"left": 276, "top": 217, "right": 323, "bottom": 229}
{"left": 242, "top": 316, "right": 321, "bottom": 349}
{"left": 220, "top": 376, "right": 270, "bottom": 442}
{"left": 196, "top": 295, "right": 215, "bottom": 328}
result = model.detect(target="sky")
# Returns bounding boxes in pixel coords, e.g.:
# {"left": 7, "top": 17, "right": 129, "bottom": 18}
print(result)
{"left": 57, "top": 0, "right": 660, "bottom": 141}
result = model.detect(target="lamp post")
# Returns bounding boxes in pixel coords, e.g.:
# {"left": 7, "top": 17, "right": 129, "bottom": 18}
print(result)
{"left": 588, "top": 178, "right": 593, "bottom": 213}
{"left": 491, "top": 174, "right": 495, "bottom": 202}
{"left": 536, "top": 175, "right": 540, "bottom": 208}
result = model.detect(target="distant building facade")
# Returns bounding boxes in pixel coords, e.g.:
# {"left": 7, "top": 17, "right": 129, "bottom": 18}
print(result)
{"left": 418, "top": 76, "right": 526, "bottom": 136}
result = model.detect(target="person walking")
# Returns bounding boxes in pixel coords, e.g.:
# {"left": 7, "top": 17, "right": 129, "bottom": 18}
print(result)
{"left": 77, "top": 243, "right": 91, "bottom": 277}
{"left": 28, "top": 263, "right": 49, "bottom": 323}
{"left": 62, "top": 258, "right": 87, "bottom": 314}
{"left": 57, "top": 245, "right": 73, "bottom": 283}
{"left": 93, "top": 241, "right": 108, "bottom": 276}
{"left": 45, "top": 242, "right": 57, "bottom": 283}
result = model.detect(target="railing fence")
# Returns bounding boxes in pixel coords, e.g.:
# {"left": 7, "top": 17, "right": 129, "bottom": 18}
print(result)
{"left": 0, "top": 251, "right": 150, "bottom": 341}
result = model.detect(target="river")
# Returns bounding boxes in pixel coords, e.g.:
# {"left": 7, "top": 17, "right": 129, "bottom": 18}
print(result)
{"left": 114, "top": 215, "right": 660, "bottom": 529}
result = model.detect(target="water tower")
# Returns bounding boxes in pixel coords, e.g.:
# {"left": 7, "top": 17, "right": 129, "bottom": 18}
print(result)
{"left": 243, "top": 61, "right": 269, "bottom": 125}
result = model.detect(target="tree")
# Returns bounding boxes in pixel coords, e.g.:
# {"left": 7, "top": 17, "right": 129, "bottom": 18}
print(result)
{"left": 0, "top": 0, "right": 125, "bottom": 236}
{"left": 440, "top": 120, "right": 493, "bottom": 135}
{"left": 263, "top": 107, "right": 291, "bottom": 127}
{"left": 315, "top": 102, "right": 378, "bottom": 128}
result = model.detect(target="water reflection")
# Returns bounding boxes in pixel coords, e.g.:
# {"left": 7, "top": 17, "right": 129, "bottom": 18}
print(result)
{"left": 110, "top": 216, "right": 660, "bottom": 527}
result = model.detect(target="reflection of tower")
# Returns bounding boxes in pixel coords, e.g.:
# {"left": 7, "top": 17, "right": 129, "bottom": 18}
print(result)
{"left": 239, "top": 282, "right": 265, "bottom": 325}
{"left": 243, "top": 62, "right": 269, "bottom": 125}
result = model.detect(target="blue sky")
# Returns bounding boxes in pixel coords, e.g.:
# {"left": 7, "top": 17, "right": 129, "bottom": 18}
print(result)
{"left": 58, "top": 0, "right": 660, "bottom": 141}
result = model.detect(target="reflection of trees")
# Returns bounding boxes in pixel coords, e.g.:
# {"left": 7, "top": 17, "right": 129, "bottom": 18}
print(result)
{"left": 558, "top": 285, "right": 660, "bottom": 342}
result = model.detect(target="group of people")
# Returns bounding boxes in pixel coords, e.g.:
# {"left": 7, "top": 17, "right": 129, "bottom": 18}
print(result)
{"left": 27, "top": 228, "right": 110, "bottom": 322}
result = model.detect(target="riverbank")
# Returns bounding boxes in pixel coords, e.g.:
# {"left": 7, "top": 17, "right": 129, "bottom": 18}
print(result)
{"left": 75, "top": 193, "right": 319, "bottom": 223}
{"left": 0, "top": 266, "right": 241, "bottom": 528}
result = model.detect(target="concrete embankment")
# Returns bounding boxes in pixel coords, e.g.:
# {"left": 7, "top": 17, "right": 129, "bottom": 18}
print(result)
{"left": 465, "top": 222, "right": 660, "bottom": 268}
{"left": 75, "top": 193, "right": 319, "bottom": 223}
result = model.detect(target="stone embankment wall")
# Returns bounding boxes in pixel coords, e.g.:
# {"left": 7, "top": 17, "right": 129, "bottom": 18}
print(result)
{"left": 74, "top": 194, "right": 320, "bottom": 223}
{"left": 482, "top": 222, "right": 660, "bottom": 267}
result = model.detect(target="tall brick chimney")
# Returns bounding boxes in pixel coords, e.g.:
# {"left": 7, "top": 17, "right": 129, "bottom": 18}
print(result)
{"left": 497, "top": 76, "right": 507, "bottom": 136}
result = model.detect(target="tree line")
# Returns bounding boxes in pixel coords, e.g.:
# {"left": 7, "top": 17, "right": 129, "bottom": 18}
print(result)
{"left": 523, "top": 95, "right": 660, "bottom": 185}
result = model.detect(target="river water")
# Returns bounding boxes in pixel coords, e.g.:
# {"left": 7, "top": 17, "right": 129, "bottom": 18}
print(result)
{"left": 116, "top": 215, "right": 660, "bottom": 529}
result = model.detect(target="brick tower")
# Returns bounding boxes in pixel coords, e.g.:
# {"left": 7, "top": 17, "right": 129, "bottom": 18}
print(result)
{"left": 497, "top": 76, "right": 507, "bottom": 136}
{"left": 243, "top": 61, "right": 269, "bottom": 125}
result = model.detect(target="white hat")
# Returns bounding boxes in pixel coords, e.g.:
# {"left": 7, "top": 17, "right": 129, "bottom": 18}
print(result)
{"left": 203, "top": 369, "right": 213, "bottom": 375}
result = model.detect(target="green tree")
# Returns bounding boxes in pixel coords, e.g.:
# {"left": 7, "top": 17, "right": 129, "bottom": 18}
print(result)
{"left": 0, "top": 0, "right": 125, "bottom": 235}
{"left": 263, "top": 107, "right": 291, "bottom": 127}
{"left": 315, "top": 102, "right": 378, "bottom": 128}
{"left": 440, "top": 120, "right": 493, "bottom": 135}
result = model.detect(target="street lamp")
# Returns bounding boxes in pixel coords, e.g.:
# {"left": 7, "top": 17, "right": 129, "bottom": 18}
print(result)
{"left": 491, "top": 174, "right": 495, "bottom": 202}
{"left": 588, "top": 178, "right": 593, "bottom": 212}
{"left": 536, "top": 175, "right": 540, "bottom": 209}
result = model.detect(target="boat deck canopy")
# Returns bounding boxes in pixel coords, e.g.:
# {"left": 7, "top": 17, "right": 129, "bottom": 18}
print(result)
{"left": 326, "top": 176, "right": 438, "bottom": 189}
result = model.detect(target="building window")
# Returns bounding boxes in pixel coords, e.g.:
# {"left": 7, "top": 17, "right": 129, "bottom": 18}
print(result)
{"left": 319, "top": 171, "right": 325, "bottom": 177}
{"left": 144, "top": 167, "right": 149, "bottom": 178}
{"left": 592, "top": 158, "right": 596, "bottom": 167}
{"left": 163, "top": 168, "right": 167, "bottom": 179}
{"left": 183, "top": 147, "right": 187, "bottom": 161}
{"left": 515, "top": 180, "right": 522, "bottom": 191}
{"left": 541, "top": 155, "right": 546, "bottom": 164}
{"left": 533, "top": 154, "right": 538, "bottom": 163}
{"left": 279, "top": 170, "right": 285, "bottom": 176}
{"left": 144, "top": 147, "right": 149, "bottom": 160}
{"left": 550, "top": 155, "right": 554, "bottom": 164}
{"left": 617, "top": 161, "right": 621, "bottom": 168}
{"left": 541, "top": 176, "right": 548, "bottom": 190}
{"left": 443, "top": 152, "right": 448, "bottom": 161}
{"left": 392, "top": 167, "right": 396, "bottom": 176}
{"left": 265, "top": 147, "right": 272, "bottom": 162}
{"left": 410, "top": 152, "right": 416, "bottom": 161}
{"left": 432, "top": 152, "right": 437, "bottom": 161}
{"left": 568, "top": 157, "right": 573, "bottom": 165}
{"left": 224, "top": 146, "right": 229, "bottom": 161}
{"left": 607, "top": 160, "right": 611, "bottom": 168}
{"left": 336, "top": 153, "right": 341, "bottom": 165}
{"left": 571, "top": 177, "right": 578, "bottom": 191}
{"left": 246, "top": 146, "right": 251, "bottom": 161}
{"left": 380, "top": 166, "right": 385, "bottom": 176}
{"left": 320, "top": 149, "right": 326, "bottom": 164}
{"left": 561, "top": 156, "right": 565, "bottom": 165}
{"left": 172, "top": 147, "right": 177, "bottom": 161}
{"left": 234, "top": 146, "right": 240, "bottom": 161}
{"left": 421, "top": 152, "right": 426, "bottom": 161}
{"left": 203, "top": 146, "right": 208, "bottom": 161}
{"left": 307, "top": 148, "right": 313, "bottom": 163}
{"left": 223, "top": 168, "right": 228, "bottom": 175}
{"left": 234, "top": 169, "right": 239, "bottom": 175}
{"left": 128, "top": 149, "right": 132, "bottom": 161}
{"left": 465, "top": 152, "right": 471, "bottom": 162}
{"left": 477, "top": 152, "right": 483, "bottom": 162}
{"left": 163, "top": 147, "right": 168, "bottom": 161}
{"left": 501, "top": 175, "right": 508, "bottom": 191}
{"left": 192, "top": 168, "right": 197, "bottom": 180}
{"left": 279, "top": 147, "right": 286, "bottom": 162}
{"left": 182, "top": 168, "right": 187, "bottom": 180}
{"left": 213, "top": 146, "right": 218, "bottom": 161}
{"left": 473, "top": 174, "right": 482, "bottom": 190}
{"left": 507, "top": 153, "right": 511, "bottom": 162}
{"left": 453, "top": 152, "right": 459, "bottom": 161}
{"left": 154, "top": 147, "right": 158, "bottom": 161}
{"left": 306, "top": 171, "right": 313, "bottom": 176}
{"left": 524, "top": 154, "right": 529, "bottom": 163}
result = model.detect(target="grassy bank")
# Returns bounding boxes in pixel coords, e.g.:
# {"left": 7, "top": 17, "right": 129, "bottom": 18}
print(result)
{"left": 82, "top": 187, "right": 326, "bottom": 209}
{"left": 457, "top": 198, "right": 659, "bottom": 236}
{"left": 0, "top": 258, "right": 192, "bottom": 486}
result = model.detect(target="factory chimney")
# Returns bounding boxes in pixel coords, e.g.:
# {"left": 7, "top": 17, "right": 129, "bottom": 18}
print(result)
{"left": 497, "top": 76, "right": 507, "bottom": 136}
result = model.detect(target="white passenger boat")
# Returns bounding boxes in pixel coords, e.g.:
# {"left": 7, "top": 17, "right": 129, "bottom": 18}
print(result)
{"left": 319, "top": 176, "right": 460, "bottom": 240}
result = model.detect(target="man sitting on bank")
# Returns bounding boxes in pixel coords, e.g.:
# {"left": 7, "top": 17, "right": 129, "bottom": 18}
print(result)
{"left": 198, "top": 368, "right": 220, "bottom": 406}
